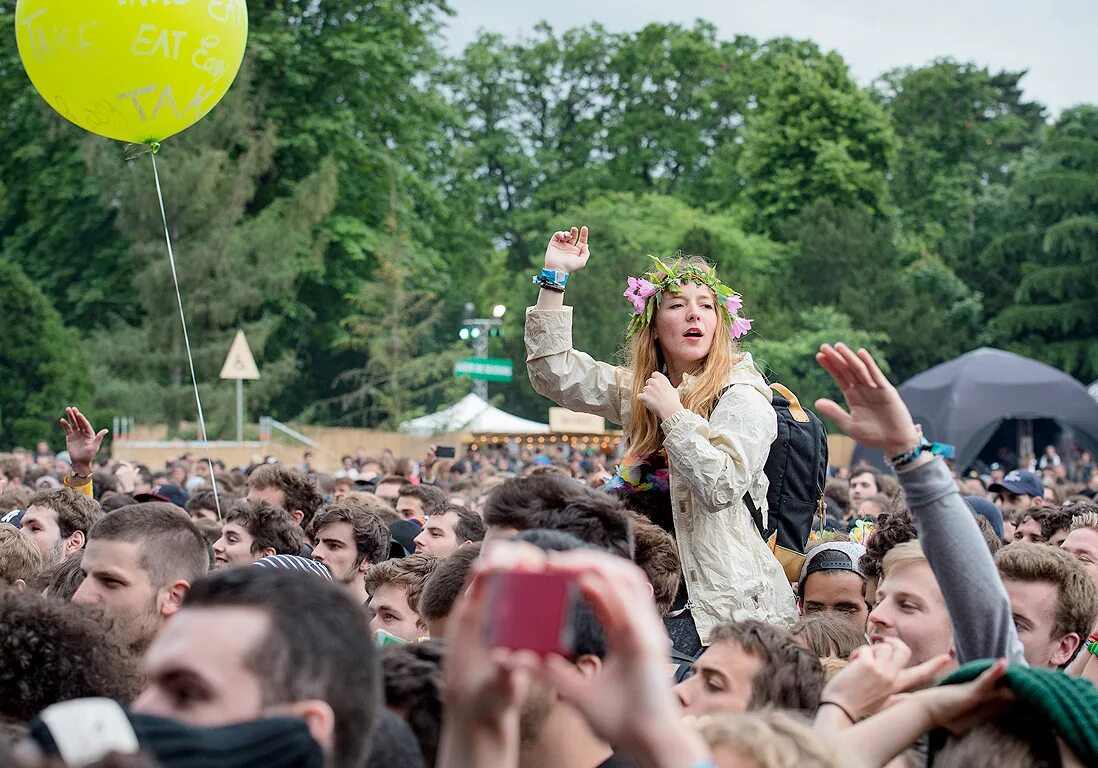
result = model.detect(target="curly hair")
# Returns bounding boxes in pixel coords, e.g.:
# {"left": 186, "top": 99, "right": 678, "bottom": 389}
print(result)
{"left": 224, "top": 499, "right": 303, "bottom": 557}
{"left": 311, "top": 499, "right": 392, "bottom": 567}
{"left": 1039, "top": 507, "right": 1075, "bottom": 543}
{"left": 0, "top": 591, "right": 142, "bottom": 724}
{"left": 247, "top": 465, "right": 322, "bottom": 528}
{"left": 859, "top": 506, "right": 917, "bottom": 580}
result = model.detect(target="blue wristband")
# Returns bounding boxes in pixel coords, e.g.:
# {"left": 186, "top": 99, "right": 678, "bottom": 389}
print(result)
{"left": 533, "top": 268, "right": 568, "bottom": 292}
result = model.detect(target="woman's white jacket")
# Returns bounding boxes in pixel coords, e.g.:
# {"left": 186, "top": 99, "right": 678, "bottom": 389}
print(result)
{"left": 525, "top": 306, "right": 797, "bottom": 644}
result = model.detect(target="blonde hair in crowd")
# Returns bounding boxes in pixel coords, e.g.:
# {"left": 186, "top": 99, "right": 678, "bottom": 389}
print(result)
{"left": 692, "top": 710, "right": 847, "bottom": 768}
{"left": 1071, "top": 511, "right": 1098, "bottom": 532}
{"left": 621, "top": 256, "right": 742, "bottom": 458}
{"left": 880, "top": 540, "right": 927, "bottom": 580}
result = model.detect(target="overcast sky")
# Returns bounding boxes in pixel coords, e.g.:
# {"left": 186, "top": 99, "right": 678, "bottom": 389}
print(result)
{"left": 441, "top": 0, "right": 1097, "bottom": 115}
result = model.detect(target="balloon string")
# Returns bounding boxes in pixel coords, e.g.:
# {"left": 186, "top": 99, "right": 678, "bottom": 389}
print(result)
{"left": 149, "top": 152, "right": 223, "bottom": 521}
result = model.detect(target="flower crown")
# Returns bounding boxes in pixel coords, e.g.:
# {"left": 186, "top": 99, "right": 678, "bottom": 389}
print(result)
{"left": 623, "top": 256, "right": 752, "bottom": 340}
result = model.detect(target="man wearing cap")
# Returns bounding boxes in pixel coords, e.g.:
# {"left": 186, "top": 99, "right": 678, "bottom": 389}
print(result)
{"left": 798, "top": 541, "right": 869, "bottom": 635}
{"left": 988, "top": 469, "right": 1044, "bottom": 518}
{"left": 135, "top": 482, "right": 191, "bottom": 509}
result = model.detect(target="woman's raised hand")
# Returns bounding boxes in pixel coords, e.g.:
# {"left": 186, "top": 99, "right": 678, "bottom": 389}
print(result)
{"left": 544, "top": 226, "right": 590, "bottom": 274}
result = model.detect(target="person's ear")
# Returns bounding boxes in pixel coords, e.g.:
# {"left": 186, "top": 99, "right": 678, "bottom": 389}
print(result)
{"left": 574, "top": 654, "right": 602, "bottom": 679}
{"left": 12, "top": 578, "right": 27, "bottom": 592}
{"left": 1051, "top": 633, "right": 1082, "bottom": 668}
{"left": 260, "top": 547, "right": 276, "bottom": 560}
{"left": 356, "top": 557, "right": 372, "bottom": 574}
{"left": 268, "top": 700, "right": 335, "bottom": 756}
{"left": 291, "top": 509, "right": 305, "bottom": 526}
{"left": 64, "top": 530, "right": 85, "bottom": 557}
{"left": 160, "top": 580, "right": 191, "bottom": 618}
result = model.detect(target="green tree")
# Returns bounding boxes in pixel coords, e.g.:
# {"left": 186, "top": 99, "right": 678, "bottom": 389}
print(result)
{"left": 780, "top": 200, "right": 982, "bottom": 383}
{"left": 0, "top": 258, "right": 92, "bottom": 447}
{"left": 330, "top": 177, "right": 464, "bottom": 428}
{"left": 992, "top": 106, "right": 1098, "bottom": 379}
{"left": 875, "top": 59, "right": 1045, "bottom": 261}
{"left": 738, "top": 49, "right": 897, "bottom": 229}
{"left": 247, "top": 0, "right": 462, "bottom": 420}
{"left": 0, "top": 4, "right": 135, "bottom": 330}
{"left": 87, "top": 66, "right": 338, "bottom": 434}
{"left": 747, "top": 306, "right": 888, "bottom": 418}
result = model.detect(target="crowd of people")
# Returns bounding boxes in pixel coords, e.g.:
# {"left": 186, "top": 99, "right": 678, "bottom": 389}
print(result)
{"left": 2, "top": 226, "right": 1098, "bottom": 767}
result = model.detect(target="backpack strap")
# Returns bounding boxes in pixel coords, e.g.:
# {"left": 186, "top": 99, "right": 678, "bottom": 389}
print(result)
{"left": 770, "top": 382, "right": 810, "bottom": 424}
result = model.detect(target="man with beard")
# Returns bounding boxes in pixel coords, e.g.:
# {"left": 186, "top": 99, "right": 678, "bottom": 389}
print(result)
{"left": 20, "top": 487, "right": 102, "bottom": 567}
{"left": 311, "top": 499, "right": 392, "bottom": 604}
{"left": 72, "top": 503, "right": 209, "bottom": 653}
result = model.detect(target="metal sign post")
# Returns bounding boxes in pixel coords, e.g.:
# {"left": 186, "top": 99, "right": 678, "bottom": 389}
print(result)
{"left": 219, "top": 330, "right": 260, "bottom": 442}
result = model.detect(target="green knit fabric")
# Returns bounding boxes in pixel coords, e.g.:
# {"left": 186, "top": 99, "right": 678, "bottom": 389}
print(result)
{"left": 928, "top": 660, "right": 1098, "bottom": 765}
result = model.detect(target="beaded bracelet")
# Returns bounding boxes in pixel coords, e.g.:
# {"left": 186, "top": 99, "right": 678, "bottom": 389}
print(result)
{"left": 885, "top": 436, "right": 950, "bottom": 468}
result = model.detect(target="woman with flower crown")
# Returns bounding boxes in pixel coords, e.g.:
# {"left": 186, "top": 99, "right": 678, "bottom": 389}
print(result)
{"left": 525, "top": 225, "right": 797, "bottom": 651}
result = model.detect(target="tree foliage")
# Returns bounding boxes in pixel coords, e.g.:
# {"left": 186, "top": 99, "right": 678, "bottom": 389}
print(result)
{"left": 0, "top": 259, "right": 92, "bottom": 447}
{"left": 1, "top": 10, "right": 1093, "bottom": 438}
{"left": 992, "top": 106, "right": 1098, "bottom": 380}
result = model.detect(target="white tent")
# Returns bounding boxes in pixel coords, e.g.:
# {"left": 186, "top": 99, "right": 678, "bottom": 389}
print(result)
{"left": 399, "top": 394, "right": 550, "bottom": 436}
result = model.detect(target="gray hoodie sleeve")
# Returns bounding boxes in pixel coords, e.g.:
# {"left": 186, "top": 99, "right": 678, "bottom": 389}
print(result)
{"left": 896, "top": 457, "right": 1027, "bottom": 665}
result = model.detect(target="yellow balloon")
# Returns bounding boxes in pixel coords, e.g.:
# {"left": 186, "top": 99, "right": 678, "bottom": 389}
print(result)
{"left": 15, "top": 0, "right": 248, "bottom": 144}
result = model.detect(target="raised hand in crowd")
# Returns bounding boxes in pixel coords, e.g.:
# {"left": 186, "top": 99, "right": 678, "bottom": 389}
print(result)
{"left": 536, "top": 227, "right": 590, "bottom": 311}
{"left": 60, "top": 406, "right": 108, "bottom": 482}
{"left": 814, "top": 344, "right": 920, "bottom": 457}
{"left": 842, "top": 660, "right": 1012, "bottom": 767}
{"left": 437, "top": 540, "right": 713, "bottom": 768}
{"left": 815, "top": 637, "right": 950, "bottom": 730}
{"left": 543, "top": 226, "right": 590, "bottom": 275}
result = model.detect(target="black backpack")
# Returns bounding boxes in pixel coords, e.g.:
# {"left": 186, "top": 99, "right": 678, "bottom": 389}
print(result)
{"left": 721, "top": 383, "right": 829, "bottom": 581}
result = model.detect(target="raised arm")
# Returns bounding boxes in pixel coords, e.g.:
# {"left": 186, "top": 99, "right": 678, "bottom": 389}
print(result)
{"left": 815, "top": 343, "right": 1025, "bottom": 665}
{"left": 525, "top": 226, "right": 628, "bottom": 425}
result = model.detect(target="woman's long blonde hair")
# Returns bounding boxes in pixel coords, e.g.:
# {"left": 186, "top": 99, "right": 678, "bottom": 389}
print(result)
{"left": 620, "top": 257, "right": 741, "bottom": 458}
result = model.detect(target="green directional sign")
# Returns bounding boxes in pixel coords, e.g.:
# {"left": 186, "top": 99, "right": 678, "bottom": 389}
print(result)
{"left": 454, "top": 357, "right": 513, "bottom": 382}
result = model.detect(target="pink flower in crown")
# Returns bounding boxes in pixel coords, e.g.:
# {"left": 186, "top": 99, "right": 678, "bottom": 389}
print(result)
{"left": 725, "top": 294, "right": 743, "bottom": 315}
{"left": 624, "top": 276, "right": 657, "bottom": 315}
{"left": 729, "top": 316, "right": 753, "bottom": 339}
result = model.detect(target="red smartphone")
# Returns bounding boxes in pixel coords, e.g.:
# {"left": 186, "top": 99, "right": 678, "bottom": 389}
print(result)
{"left": 484, "top": 570, "right": 577, "bottom": 657}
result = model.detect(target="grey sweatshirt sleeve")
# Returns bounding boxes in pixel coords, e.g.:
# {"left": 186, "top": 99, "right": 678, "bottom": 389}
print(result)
{"left": 896, "top": 457, "right": 1027, "bottom": 666}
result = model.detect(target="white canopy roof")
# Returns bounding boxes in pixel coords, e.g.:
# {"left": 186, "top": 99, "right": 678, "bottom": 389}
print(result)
{"left": 399, "top": 394, "right": 550, "bottom": 436}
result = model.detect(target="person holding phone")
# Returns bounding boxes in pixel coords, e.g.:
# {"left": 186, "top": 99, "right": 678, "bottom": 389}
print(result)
{"left": 525, "top": 226, "right": 796, "bottom": 652}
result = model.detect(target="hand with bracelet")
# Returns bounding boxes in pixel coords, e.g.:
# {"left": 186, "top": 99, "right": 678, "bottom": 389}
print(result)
{"left": 535, "top": 226, "right": 589, "bottom": 310}
{"left": 60, "top": 406, "right": 108, "bottom": 485}
{"left": 815, "top": 637, "right": 951, "bottom": 731}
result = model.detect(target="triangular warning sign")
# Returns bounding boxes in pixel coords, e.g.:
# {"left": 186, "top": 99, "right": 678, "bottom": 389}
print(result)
{"left": 219, "top": 330, "right": 260, "bottom": 380}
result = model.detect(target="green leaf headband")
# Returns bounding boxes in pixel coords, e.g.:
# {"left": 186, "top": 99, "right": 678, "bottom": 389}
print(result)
{"left": 624, "top": 256, "right": 752, "bottom": 340}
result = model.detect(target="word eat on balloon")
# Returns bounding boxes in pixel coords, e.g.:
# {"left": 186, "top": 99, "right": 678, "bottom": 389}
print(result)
{"left": 15, "top": 0, "right": 248, "bottom": 145}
